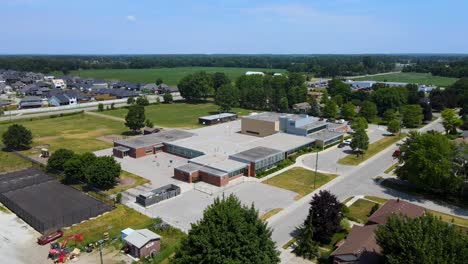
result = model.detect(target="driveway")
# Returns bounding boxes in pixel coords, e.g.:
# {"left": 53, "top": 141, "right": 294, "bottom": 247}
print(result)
{"left": 137, "top": 182, "right": 297, "bottom": 232}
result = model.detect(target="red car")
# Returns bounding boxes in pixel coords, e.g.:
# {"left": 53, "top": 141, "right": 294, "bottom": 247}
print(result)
{"left": 392, "top": 149, "right": 401, "bottom": 158}
{"left": 37, "top": 230, "right": 63, "bottom": 245}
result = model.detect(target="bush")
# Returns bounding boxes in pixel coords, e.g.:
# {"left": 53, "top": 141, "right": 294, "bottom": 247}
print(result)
{"left": 2, "top": 124, "right": 32, "bottom": 150}
{"left": 46, "top": 148, "right": 75, "bottom": 173}
{"left": 163, "top": 93, "right": 173, "bottom": 103}
{"left": 136, "top": 96, "right": 150, "bottom": 106}
{"left": 115, "top": 193, "right": 122, "bottom": 204}
{"left": 97, "top": 103, "right": 104, "bottom": 112}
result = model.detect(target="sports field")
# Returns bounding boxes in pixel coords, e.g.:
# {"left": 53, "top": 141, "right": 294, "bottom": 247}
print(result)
{"left": 102, "top": 102, "right": 253, "bottom": 128}
{"left": 353, "top": 72, "right": 458, "bottom": 87}
{"left": 70, "top": 67, "right": 286, "bottom": 85}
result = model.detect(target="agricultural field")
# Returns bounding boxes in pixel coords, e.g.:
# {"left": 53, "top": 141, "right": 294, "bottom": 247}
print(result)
{"left": 102, "top": 102, "right": 253, "bottom": 128}
{"left": 353, "top": 72, "right": 458, "bottom": 87}
{"left": 0, "top": 113, "right": 127, "bottom": 155}
{"left": 69, "top": 67, "right": 286, "bottom": 85}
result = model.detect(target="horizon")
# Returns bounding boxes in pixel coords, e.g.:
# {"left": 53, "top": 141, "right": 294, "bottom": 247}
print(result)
{"left": 1, "top": 0, "right": 467, "bottom": 54}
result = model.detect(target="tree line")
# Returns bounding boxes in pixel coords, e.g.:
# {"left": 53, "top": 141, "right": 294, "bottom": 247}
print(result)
{"left": 403, "top": 59, "right": 468, "bottom": 78}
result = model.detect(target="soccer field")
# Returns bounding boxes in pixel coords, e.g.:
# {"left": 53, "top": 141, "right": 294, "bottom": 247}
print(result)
{"left": 70, "top": 67, "right": 286, "bottom": 85}
{"left": 353, "top": 72, "right": 458, "bottom": 87}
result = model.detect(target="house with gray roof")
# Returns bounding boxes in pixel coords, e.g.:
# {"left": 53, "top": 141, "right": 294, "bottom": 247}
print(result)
{"left": 19, "top": 96, "right": 43, "bottom": 109}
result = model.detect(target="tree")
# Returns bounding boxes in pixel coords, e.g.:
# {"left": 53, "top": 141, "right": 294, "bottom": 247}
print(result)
{"left": 323, "top": 100, "right": 338, "bottom": 118}
{"left": 309, "top": 190, "right": 342, "bottom": 244}
{"left": 172, "top": 194, "right": 280, "bottom": 264}
{"left": 64, "top": 152, "right": 97, "bottom": 182}
{"left": 178, "top": 71, "right": 214, "bottom": 101}
{"left": 84, "top": 156, "right": 121, "bottom": 189}
{"left": 279, "top": 97, "right": 289, "bottom": 112}
{"left": 308, "top": 96, "right": 321, "bottom": 117}
{"left": 0, "top": 107, "right": 4, "bottom": 116}
{"left": 382, "top": 109, "right": 397, "bottom": 124}
{"left": 441, "top": 108, "right": 462, "bottom": 135}
{"left": 2, "top": 124, "right": 32, "bottom": 150}
{"left": 351, "top": 117, "right": 368, "bottom": 131}
{"left": 360, "top": 101, "right": 377, "bottom": 122}
{"left": 145, "top": 119, "right": 153, "bottom": 128}
{"left": 401, "top": 104, "right": 423, "bottom": 128}
{"left": 155, "top": 78, "right": 163, "bottom": 85}
{"left": 376, "top": 214, "right": 468, "bottom": 264}
{"left": 328, "top": 79, "right": 351, "bottom": 100}
{"left": 127, "top": 97, "right": 135, "bottom": 105}
{"left": 372, "top": 87, "right": 408, "bottom": 114}
{"left": 396, "top": 131, "right": 461, "bottom": 193}
{"left": 350, "top": 128, "right": 369, "bottom": 155}
{"left": 215, "top": 84, "right": 239, "bottom": 112}
{"left": 236, "top": 75, "right": 266, "bottom": 109}
{"left": 212, "top": 72, "right": 230, "bottom": 91}
{"left": 163, "top": 92, "right": 173, "bottom": 104}
{"left": 46, "top": 148, "right": 75, "bottom": 173}
{"left": 340, "top": 102, "right": 355, "bottom": 120}
{"left": 125, "top": 105, "right": 146, "bottom": 132}
{"left": 136, "top": 96, "right": 149, "bottom": 106}
{"left": 332, "top": 94, "right": 343, "bottom": 107}
{"left": 422, "top": 103, "right": 433, "bottom": 122}
{"left": 387, "top": 119, "right": 401, "bottom": 135}
{"left": 293, "top": 208, "right": 319, "bottom": 260}
{"left": 97, "top": 103, "right": 104, "bottom": 112}
{"left": 110, "top": 102, "right": 115, "bottom": 110}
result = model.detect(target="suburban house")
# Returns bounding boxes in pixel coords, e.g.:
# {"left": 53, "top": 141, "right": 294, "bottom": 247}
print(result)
{"left": 19, "top": 96, "right": 43, "bottom": 109}
{"left": 0, "top": 83, "right": 13, "bottom": 94}
{"left": 21, "top": 83, "right": 50, "bottom": 97}
{"left": 331, "top": 199, "right": 425, "bottom": 264}
{"left": 52, "top": 79, "right": 67, "bottom": 89}
{"left": 123, "top": 229, "right": 161, "bottom": 259}
{"left": 48, "top": 90, "right": 80, "bottom": 106}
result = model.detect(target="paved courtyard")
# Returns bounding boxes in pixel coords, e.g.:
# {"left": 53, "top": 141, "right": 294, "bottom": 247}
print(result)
{"left": 131, "top": 182, "right": 297, "bottom": 232}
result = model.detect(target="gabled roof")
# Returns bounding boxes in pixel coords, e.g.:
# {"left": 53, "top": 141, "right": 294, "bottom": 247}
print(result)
{"left": 331, "top": 225, "right": 381, "bottom": 263}
{"left": 367, "top": 199, "right": 425, "bottom": 225}
{"left": 124, "top": 229, "right": 160, "bottom": 248}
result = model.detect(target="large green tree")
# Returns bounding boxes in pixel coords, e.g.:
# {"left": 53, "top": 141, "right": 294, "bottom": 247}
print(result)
{"left": 84, "top": 156, "right": 121, "bottom": 189}
{"left": 46, "top": 148, "right": 75, "bottom": 173}
{"left": 309, "top": 190, "right": 342, "bottom": 244}
{"left": 215, "top": 84, "right": 239, "bottom": 112}
{"left": 293, "top": 208, "right": 319, "bottom": 260}
{"left": 236, "top": 75, "right": 266, "bottom": 109}
{"left": 387, "top": 119, "right": 401, "bottom": 135}
{"left": 422, "top": 102, "right": 433, "bottom": 122}
{"left": 172, "top": 194, "right": 280, "bottom": 264}
{"left": 212, "top": 72, "right": 231, "bottom": 91}
{"left": 396, "top": 131, "right": 462, "bottom": 193}
{"left": 136, "top": 96, "right": 150, "bottom": 106}
{"left": 328, "top": 79, "right": 351, "bottom": 100}
{"left": 351, "top": 117, "right": 368, "bottom": 131}
{"left": 2, "top": 124, "right": 32, "bottom": 150}
{"left": 401, "top": 104, "right": 423, "bottom": 128}
{"left": 360, "top": 101, "right": 378, "bottom": 122}
{"left": 441, "top": 108, "right": 462, "bottom": 135}
{"left": 372, "top": 87, "right": 408, "bottom": 114}
{"left": 64, "top": 152, "right": 97, "bottom": 182}
{"left": 341, "top": 102, "right": 356, "bottom": 120}
{"left": 323, "top": 100, "right": 338, "bottom": 118}
{"left": 350, "top": 128, "right": 369, "bottom": 155}
{"left": 125, "top": 104, "right": 146, "bottom": 132}
{"left": 178, "top": 71, "right": 214, "bottom": 101}
{"left": 376, "top": 214, "right": 468, "bottom": 264}
{"left": 382, "top": 109, "right": 397, "bottom": 124}
{"left": 308, "top": 96, "right": 321, "bottom": 117}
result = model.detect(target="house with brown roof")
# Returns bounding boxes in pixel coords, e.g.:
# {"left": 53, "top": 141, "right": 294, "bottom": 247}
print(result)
{"left": 331, "top": 199, "right": 425, "bottom": 264}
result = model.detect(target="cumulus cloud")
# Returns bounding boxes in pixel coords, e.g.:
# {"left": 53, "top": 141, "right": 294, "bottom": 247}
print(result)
{"left": 125, "top": 15, "right": 136, "bottom": 22}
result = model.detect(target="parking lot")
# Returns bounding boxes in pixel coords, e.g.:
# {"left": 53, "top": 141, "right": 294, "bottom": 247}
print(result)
{"left": 135, "top": 182, "right": 297, "bottom": 232}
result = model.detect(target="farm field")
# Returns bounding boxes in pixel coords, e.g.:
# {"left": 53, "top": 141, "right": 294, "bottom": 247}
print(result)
{"left": 0, "top": 113, "right": 127, "bottom": 155}
{"left": 70, "top": 67, "right": 286, "bottom": 85}
{"left": 353, "top": 72, "right": 458, "bottom": 87}
{"left": 102, "top": 102, "right": 253, "bottom": 128}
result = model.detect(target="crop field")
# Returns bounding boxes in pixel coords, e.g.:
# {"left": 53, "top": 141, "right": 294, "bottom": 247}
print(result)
{"left": 102, "top": 102, "right": 253, "bottom": 128}
{"left": 70, "top": 67, "right": 286, "bottom": 85}
{"left": 353, "top": 72, "right": 458, "bottom": 87}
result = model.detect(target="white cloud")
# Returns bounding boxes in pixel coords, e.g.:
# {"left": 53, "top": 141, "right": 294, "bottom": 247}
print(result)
{"left": 125, "top": 15, "right": 136, "bottom": 22}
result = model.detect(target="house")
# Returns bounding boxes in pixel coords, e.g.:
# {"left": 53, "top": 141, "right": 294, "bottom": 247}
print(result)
{"left": 19, "top": 96, "right": 43, "bottom": 109}
{"left": 292, "top": 102, "right": 311, "bottom": 113}
{"left": 92, "top": 79, "right": 109, "bottom": 88}
{"left": 141, "top": 83, "right": 158, "bottom": 92}
{"left": 0, "top": 83, "right": 13, "bottom": 94}
{"left": 52, "top": 79, "right": 67, "bottom": 89}
{"left": 308, "top": 91, "right": 324, "bottom": 101}
{"left": 123, "top": 229, "right": 161, "bottom": 259}
{"left": 49, "top": 93, "right": 78, "bottom": 106}
{"left": 331, "top": 199, "right": 425, "bottom": 264}
{"left": 12, "top": 81, "right": 25, "bottom": 90}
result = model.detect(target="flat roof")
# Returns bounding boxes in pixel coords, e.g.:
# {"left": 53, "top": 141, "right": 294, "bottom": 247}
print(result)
{"left": 113, "top": 146, "right": 130, "bottom": 152}
{"left": 115, "top": 129, "right": 194, "bottom": 149}
{"left": 230, "top": 146, "right": 282, "bottom": 162}
{"left": 199, "top": 113, "right": 237, "bottom": 121}
{"left": 199, "top": 166, "right": 227, "bottom": 177}
{"left": 175, "top": 163, "right": 202, "bottom": 173}
{"left": 299, "top": 121, "right": 328, "bottom": 130}
{"left": 243, "top": 112, "right": 284, "bottom": 122}
{"left": 250, "top": 132, "right": 315, "bottom": 152}
{"left": 308, "top": 130, "right": 344, "bottom": 141}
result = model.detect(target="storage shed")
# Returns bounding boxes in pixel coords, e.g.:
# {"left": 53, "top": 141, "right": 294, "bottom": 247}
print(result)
{"left": 124, "top": 229, "right": 161, "bottom": 259}
{"left": 198, "top": 113, "right": 237, "bottom": 125}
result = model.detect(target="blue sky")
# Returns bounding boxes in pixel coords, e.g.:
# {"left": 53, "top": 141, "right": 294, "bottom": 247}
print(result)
{"left": 0, "top": 0, "right": 467, "bottom": 54}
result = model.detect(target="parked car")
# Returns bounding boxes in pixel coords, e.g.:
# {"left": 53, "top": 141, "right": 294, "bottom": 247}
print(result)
{"left": 336, "top": 119, "right": 346, "bottom": 124}
{"left": 37, "top": 230, "right": 63, "bottom": 245}
{"left": 338, "top": 143, "right": 347, "bottom": 148}
{"left": 344, "top": 138, "right": 352, "bottom": 144}
{"left": 392, "top": 149, "right": 401, "bottom": 158}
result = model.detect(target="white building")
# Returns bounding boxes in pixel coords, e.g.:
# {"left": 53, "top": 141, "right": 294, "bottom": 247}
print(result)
{"left": 246, "top": 71, "right": 265, "bottom": 76}
{"left": 52, "top": 79, "right": 67, "bottom": 89}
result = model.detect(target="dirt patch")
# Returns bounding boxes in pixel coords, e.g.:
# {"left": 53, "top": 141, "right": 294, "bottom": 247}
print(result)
{"left": 34, "top": 136, "right": 60, "bottom": 142}
{"left": 63, "top": 128, "right": 111, "bottom": 140}
{"left": 97, "top": 134, "right": 127, "bottom": 144}
{"left": 117, "top": 177, "right": 136, "bottom": 189}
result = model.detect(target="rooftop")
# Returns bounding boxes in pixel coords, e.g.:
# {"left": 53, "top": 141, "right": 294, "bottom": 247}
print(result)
{"left": 176, "top": 163, "right": 202, "bottom": 173}
{"left": 124, "top": 229, "right": 160, "bottom": 249}
{"left": 367, "top": 199, "right": 425, "bottom": 225}
{"left": 115, "top": 129, "right": 194, "bottom": 149}
{"left": 199, "top": 113, "right": 237, "bottom": 121}
{"left": 229, "top": 146, "right": 282, "bottom": 162}
{"left": 308, "top": 130, "right": 344, "bottom": 141}
{"left": 243, "top": 112, "right": 284, "bottom": 122}
{"left": 249, "top": 132, "right": 315, "bottom": 152}
{"left": 331, "top": 225, "right": 381, "bottom": 263}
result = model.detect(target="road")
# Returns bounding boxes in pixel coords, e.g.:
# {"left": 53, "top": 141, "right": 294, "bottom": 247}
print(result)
{"left": 268, "top": 116, "right": 467, "bottom": 247}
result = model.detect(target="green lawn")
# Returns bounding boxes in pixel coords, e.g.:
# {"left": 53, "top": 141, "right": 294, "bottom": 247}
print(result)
{"left": 353, "top": 72, "right": 458, "bottom": 87}
{"left": 260, "top": 208, "right": 283, "bottom": 221}
{"left": 338, "top": 134, "right": 406, "bottom": 166}
{"left": 0, "top": 151, "right": 32, "bottom": 174}
{"left": 69, "top": 67, "right": 286, "bottom": 85}
{"left": 102, "top": 102, "right": 253, "bottom": 128}
{"left": 104, "top": 170, "right": 150, "bottom": 195}
{"left": 364, "top": 196, "right": 388, "bottom": 204}
{"left": 263, "top": 167, "right": 337, "bottom": 200}
{"left": 0, "top": 113, "right": 127, "bottom": 155}
{"left": 347, "top": 199, "right": 379, "bottom": 223}
{"left": 384, "top": 163, "right": 399, "bottom": 174}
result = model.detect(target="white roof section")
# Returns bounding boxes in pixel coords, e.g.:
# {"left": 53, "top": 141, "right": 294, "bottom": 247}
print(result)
{"left": 199, "top": 113, "right": 236, "bottom": 121}
{"left": 190, "top": 154, "right": 247, "bottom": 172}
{"left": 246, "top": 71, "right": 265, "bottom": 76}
{"left": 250, "top": 132, "right": 316, "bottom": 152}
{"left": 124, "top": 229, "right": 160, "bottom": 248}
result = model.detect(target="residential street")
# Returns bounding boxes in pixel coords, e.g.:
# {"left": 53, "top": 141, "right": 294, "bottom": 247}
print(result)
{"left": 268, "top": 116, "right": 468, "bottom": 247}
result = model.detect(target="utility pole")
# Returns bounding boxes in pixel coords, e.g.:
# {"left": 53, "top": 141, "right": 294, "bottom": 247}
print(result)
{"left": 314, "top": 149, "right": 319, "bottom": 189}
{"left": 98, "top": 241, "right": 103, "bottom": 264}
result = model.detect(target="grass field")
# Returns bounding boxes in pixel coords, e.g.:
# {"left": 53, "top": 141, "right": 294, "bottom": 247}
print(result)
{"left": 338, "top": 134, "right": 406, "bottom": 166}
{"left": 0, "top": 113, "right": 127, "bottom": 155}
{"left": 347, "top": 199, "right": 379, "bottom": 223}
{"left": 0, "top": 151, "right": 32, "bottom": 174}
{"left": 102, "top": 102, "right": 253, "bottom": 128}
{"left": 104, "top": 170, "right": 150, "bottom": 195}
{"left": 263, "top": 167, "right": 337, "bottom": 200}
{"left": 353, "top": 72, "right": 458, "bottom": 87}
{"left": 69, "top": 67, "right": 286, "bottom": 85}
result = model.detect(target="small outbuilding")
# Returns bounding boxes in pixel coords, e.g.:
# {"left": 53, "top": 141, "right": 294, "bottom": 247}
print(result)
{"left": 124, "top": 229, "right": 161, "bottom": 259}
{"left": 198, "top": 113, "right": 237, "bottom": 125}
